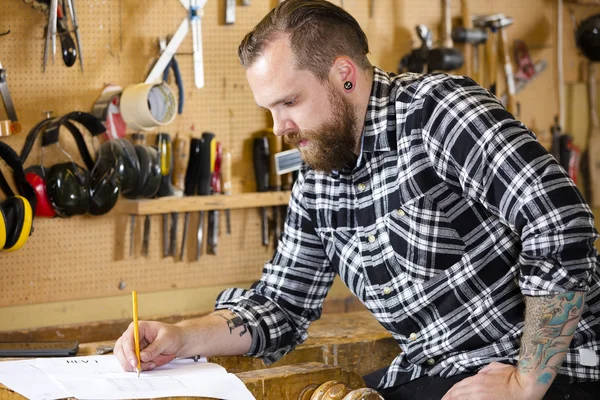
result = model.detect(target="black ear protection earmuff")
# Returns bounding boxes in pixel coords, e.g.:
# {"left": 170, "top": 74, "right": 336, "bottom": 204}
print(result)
{"left": 0, "top": 141, "right": 36, "bottom": 251}
{"left": 36, "top": 111, "right": 122, "bottom": 217}
{"left": 124, "top": 133, "right": 161, "bottom": 199}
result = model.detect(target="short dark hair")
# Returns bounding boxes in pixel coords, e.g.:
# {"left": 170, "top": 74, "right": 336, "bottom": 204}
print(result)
{"left": 238, "top": 0, "right": 371, "bottom": 81}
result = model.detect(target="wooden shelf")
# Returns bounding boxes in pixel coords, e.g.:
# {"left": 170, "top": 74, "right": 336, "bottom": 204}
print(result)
{"left": 117, "top": 191, "right": 292, "bottom": 215}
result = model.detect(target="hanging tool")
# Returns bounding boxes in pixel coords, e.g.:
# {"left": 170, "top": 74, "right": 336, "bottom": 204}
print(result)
{"left": 452, "top": 27, "right": 487, "bottom": 81}
{"left": 474, "top": 14, "right": 506, "bottom": 95}
{"left": 145, "top": 0, "right": 207, "bottom": 89}
{"left": 207, "top": 142, "right": 222, "bottom": 254}
{"left": 0, "top": 61, "right": 21, "bottom": 137}
{"left": 221, "top": 149, "right": 232, "bottom": 235}
{"left": 43, "top": 0, "right": 83, "bottom": 72}
{"left": 253, "top": 137, "right": 270, "bottom": 247}
{"left": 196, "top": 132, "right": 215, "bottom": 260}
{"left": 269, "top": 133, "right": 283, "bottom": 246}
{"left": 170, "top": 135, "right": 189, "bottom": 258}
{"left": 157, "top": 133, "right": 174, "bottom": 258}
{"left": 225, "top": 0, "right": 236, "bottom": 24}
{"left": 442, "top": 0, "right": 453, "bottom": 49}
{"left": 180, "top": 138, "right": 203, "bottom": 260}
{"left": 57, "top": 2, "right": 76, "bottom": 67}
{"left": 460, "top": 0, "right": 472, "bottom": 77}
{"left": 159, "top": 37, "right": 184, "bottom": 115}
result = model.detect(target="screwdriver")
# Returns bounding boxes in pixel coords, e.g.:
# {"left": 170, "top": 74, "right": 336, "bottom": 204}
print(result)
{"left": 268, "top": 133, "right": 283, "bottom": 246}
{"left": 129, "top": 133, "right": 145, "bottom": 258}
{"left": 180, "top": 138, "right": 203, "bottom": 261}
{"left": 157, "top": 133, "right": 174, "bottom": 258}
{"left": 253, "top": 137, "right": 271, "bottom": 246}
{"left": 221, "top": 149, "right": 232, "bottom": 235}
{"left": 170, "top": 134, "right": 189, "bottom": 258}
{"left": 196, "top": 132, "right": 215, "bottom": 260}
{"left": 207, "top": 142, "right": 222, "bottom": 255}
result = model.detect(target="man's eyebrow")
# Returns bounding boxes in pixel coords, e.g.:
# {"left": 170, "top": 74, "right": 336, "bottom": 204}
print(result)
{"left": 265, "top": 95, "right": 296, "bottom": 109}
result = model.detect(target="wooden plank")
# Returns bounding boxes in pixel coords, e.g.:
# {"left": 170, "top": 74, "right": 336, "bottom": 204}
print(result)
{"left": 117, "top": 191, "right": 292, "bottom": 215}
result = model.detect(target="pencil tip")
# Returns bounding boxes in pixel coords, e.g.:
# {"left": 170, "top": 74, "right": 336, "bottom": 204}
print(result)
{"left": 137, "top": 368, "right": 140, "bottom": 377}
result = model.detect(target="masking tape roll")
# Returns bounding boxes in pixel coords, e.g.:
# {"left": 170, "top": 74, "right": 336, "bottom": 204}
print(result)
{"left": 120, "top": 82, "right": 178, "bottom": 132}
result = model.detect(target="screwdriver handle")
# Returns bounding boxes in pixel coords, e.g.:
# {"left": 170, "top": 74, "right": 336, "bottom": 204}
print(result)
{"left": 198, "top": 132, "right": 215, "bottom": 196}
{"left": 211, "top": 142, "right": 222, "bottom": 194}
{"left": 172, "top": 135, "right": 190, "bottom": 195}
{"left": 184, "top": 138, "right": 203, "bottom": 197}
{"left": 221, "top": 149, "right": 232, "bottom": 195}
{"left": 253, "top": 137, "right": 270, "bottom": 193}
{"left": 157, "top": 133, "right": 173, "bottom": 197}
{"left": 280, "top": 139, "right": 293, "bottom": 191}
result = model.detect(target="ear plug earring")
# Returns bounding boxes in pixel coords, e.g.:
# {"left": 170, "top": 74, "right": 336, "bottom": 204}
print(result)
{"left": 344, "top": 81, "right": 353, "bottom": 90}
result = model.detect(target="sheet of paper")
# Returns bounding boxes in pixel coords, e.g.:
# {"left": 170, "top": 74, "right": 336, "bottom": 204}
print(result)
{"left": 0, "top": 359, "right": 71, "bottom": 400}
{"left": 33, "top": 356, "right": 255, "bottom": 400}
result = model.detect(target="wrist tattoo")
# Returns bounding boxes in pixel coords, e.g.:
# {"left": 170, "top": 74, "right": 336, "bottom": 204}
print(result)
{"left": 216, "top": 311, "right": 248, "bottom": 337}
{"left": 518, "top": 292, "right": 584, "bottom": 386}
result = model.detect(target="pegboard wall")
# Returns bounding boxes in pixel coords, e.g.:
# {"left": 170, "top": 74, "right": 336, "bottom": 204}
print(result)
{"left": 0, "top": 0, "right": 597, "bottom": 322}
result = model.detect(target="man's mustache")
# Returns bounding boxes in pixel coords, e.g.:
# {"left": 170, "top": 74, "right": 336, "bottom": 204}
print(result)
{"left": 283, "top": 132, "right": 303, "bottom": 146}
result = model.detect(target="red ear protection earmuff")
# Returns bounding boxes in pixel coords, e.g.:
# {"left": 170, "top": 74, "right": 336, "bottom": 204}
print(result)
{"left": 20, "top": 117, "right": 57, "bottom": 218}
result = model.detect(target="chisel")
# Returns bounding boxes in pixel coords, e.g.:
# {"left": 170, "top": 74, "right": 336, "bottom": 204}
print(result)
{"left": 253, "top": 137, "right": 270, "bottom": 246}
{"left": 170, "top": 134, "right": 189, "bottom": 258}
{"left": 196, "top": 132, "right": 215, "bottom": 260}
{"left": 157, "top": 133, "right": 174, "bottom": 258}
{"left": 221, "top": 149, "right": 232, "bottom": 235}
{"left": 180, "top": 138, "right": 203, "bottom": 261}
{"left": 207, "top": 142, "right": 222, "bottom": 254}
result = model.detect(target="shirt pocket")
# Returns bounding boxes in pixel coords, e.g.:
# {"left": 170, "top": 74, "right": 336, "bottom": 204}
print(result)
{"left": 386, "top": 194, "right": 466, "bottom": 283}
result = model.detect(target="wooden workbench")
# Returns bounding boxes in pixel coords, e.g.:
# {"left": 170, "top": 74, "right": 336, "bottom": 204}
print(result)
{"left": 0, "top": 311, "right": 397, "bottom": 399}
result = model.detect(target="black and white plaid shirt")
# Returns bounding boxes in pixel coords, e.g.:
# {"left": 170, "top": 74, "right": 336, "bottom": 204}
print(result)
{"left": 216, "top": 67, "right": 600, "bottom": 389}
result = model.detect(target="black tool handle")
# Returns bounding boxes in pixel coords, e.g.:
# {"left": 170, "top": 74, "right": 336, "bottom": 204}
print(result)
{"left": 184, "top": 138, "right": 203, "bottom": 196}
{"left": 198, "top": 132, "right": 215, "bottom": 196}
{"left": 253, "top": 137, "right": 270, "bottom": 193}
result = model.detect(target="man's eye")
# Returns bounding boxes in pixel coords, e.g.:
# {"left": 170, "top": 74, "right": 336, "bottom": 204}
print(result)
{"left": 283, "top": 100, "right": 295, "bottom": 106}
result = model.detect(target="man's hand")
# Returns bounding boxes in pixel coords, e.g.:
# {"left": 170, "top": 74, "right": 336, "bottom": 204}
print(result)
{"left": 114, "top": 320, "right": 184, "bottom": 372}
{"left": 441, "top": 362, "right": 538, "bottom": 400}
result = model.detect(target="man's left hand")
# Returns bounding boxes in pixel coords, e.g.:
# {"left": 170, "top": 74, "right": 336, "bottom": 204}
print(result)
{"left": 441, "top": 362, "right": 541, "bottom": 400}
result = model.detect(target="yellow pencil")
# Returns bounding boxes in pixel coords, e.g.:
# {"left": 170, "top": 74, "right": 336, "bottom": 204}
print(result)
{"left": 132, "top": 290, "right": 141, "bottom": 377}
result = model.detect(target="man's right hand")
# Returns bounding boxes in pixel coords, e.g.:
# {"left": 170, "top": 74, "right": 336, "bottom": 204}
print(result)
{"left": 114, "top": 320, "right": 184, "bottom": 372}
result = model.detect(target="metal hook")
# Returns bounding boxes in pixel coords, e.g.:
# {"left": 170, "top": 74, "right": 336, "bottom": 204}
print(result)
{"left": 0, "top": 30, "right": 10, "bottom": 37}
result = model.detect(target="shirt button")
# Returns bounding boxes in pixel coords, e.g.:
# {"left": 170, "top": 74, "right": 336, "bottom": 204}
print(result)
{"left": 427, "top": 358, "right": 436, "bottom": 366}
{"left": 397, "top": 209, "right": 406, "bottom": 217}
{"left": 383, "top": 287, "right": 391, "bottom": 295}
{"left": 357, "top": 183, "right": 366, "bottom": 191}
{"left": 409, "top": 333, "right": 417, "bottom": 341}
{"left": 367, "top": 235, "right": 376, "bottom": 243}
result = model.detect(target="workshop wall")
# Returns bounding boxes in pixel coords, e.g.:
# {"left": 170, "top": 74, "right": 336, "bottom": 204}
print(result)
{"left": 0, "top": 0, "right": 598, "bottom": 331}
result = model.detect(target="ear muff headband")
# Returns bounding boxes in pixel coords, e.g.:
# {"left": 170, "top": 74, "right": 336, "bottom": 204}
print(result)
{"left": 3, "top": 195, "right": 32, "bottom": 252}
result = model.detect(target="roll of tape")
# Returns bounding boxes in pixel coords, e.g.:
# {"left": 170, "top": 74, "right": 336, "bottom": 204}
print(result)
{"left": 120, "top": 82, "right": 178, "bottom": 131}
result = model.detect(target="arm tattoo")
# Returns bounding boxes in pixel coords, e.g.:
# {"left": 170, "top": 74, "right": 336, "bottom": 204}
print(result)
{"left": 517, "top": 292, "right": 584, "bottom": 386}
{"left": 215, "top": 310, "right": 248, "bottom": 337}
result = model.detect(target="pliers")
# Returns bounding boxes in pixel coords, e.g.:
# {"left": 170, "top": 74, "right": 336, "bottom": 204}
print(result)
{"left": 159, "top": 38, "right": 184, "bottom": 115}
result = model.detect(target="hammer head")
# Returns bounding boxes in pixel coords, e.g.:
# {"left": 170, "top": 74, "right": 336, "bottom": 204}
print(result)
{"left": 473, "top": 14, "right": 514, "bottom": 31}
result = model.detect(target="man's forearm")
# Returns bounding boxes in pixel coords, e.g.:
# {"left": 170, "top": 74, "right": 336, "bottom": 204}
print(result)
{"left": 517, "top": 292, "right": 585, "bottom": 396}
{"left": 175, "top": 309, "right": 252, "bottom": 359}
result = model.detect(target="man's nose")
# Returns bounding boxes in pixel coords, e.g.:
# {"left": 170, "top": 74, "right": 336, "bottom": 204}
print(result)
{"left": 272, "top": 117, "right": 287, "bottom": 137}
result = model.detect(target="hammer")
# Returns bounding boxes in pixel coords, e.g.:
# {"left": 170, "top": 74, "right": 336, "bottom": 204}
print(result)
{"left": 474, "top": 14, "right": 516, "bottom": 114}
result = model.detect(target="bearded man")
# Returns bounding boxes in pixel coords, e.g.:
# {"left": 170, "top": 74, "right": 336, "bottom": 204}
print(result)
{"left": 115, "top": 1, "right": 600, "bottom": 399}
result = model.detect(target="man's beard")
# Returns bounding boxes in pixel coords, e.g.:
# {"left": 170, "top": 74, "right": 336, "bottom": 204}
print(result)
{"left": 284, "top": 84, "right": 358, "bottom": 174}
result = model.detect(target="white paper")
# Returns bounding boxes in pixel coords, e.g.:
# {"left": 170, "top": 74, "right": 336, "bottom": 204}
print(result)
{"left": 0, "top": 359, "right": 70, "bottom": 400}
{"left": 1, "top": 356, "right": 254, "bottom": 400}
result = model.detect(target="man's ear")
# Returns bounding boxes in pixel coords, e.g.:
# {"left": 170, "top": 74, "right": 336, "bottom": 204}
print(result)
{"left": 331, "top": 57, "right": 357, "bottom": 92}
